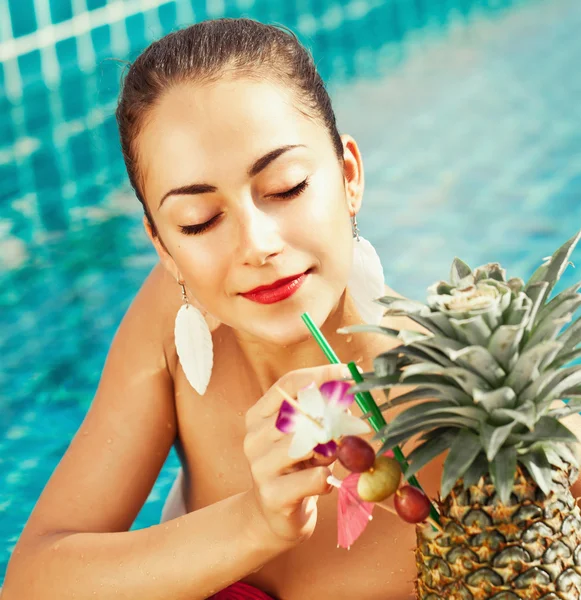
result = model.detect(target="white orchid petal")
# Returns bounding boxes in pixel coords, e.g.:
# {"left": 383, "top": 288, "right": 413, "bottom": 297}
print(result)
{"left": 288, "top": 417, "right": 322, "bottom": 458}
{"left": 297, "top": 383, "right": 326, "bottom": 418}
{"left": 328, "top": 411, "right": 372, "bottom": 438}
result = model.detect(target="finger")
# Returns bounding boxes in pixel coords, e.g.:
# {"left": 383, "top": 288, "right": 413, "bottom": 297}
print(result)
{"left": 243, "top": 415, "right": 287, "bottom": 462}
{"left": 267, "top": 466, "right": 334, "bottom": 509}
{"left": 251, "top": 364, "right": 352, "bottom": 421}
{"left": 250, "top": 435, "right": 317, "bottom": 482}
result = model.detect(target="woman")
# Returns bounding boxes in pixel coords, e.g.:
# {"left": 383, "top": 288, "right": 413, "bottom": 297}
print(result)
{"left": 3, "top": 19, "right": 444, "bottom": 599}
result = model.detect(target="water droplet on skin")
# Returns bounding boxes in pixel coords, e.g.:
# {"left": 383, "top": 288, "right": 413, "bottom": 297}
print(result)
{"left": 237, "top": 411, "right": 243, "bottom": 417}
{"left": 83, "top": 431, "right": 89, "bottom": 436}
{"left": 346, "top": 335, "right": 353, "bottom": 343}
{"left": 107, "top": 439, "right": 112, "bottom": 444}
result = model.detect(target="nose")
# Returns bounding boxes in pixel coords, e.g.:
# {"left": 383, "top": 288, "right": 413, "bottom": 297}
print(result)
{"left": 238, "top": 205, "right": 284, "bottom": 267}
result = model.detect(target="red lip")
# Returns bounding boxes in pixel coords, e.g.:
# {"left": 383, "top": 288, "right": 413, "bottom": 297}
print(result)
{"left": 241, "top": 271, "right": 310, "bottom": 304}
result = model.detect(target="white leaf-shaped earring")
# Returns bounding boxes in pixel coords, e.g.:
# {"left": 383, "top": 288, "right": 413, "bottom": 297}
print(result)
{"left": 347, "top": 215, "right": 385, "bottom": 325}
{"left": 174, "top": 281, "right": 213, "bottom": 395}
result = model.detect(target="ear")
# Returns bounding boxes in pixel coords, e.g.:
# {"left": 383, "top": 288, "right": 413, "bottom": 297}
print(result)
{"left": 143, "top": 215, "right": 181, "bottom": 282}
{"left": 340, "top": 134, "right": 364, "bottom": 216}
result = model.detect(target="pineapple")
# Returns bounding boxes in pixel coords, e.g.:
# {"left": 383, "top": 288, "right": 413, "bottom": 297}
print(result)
{"left": 350, "top": 231, "right": 581, "bottom": 599}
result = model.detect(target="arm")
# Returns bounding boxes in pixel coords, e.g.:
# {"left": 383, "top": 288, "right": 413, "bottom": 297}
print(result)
{"left": 2, "top": 263, "right": 283, "bottom": 600}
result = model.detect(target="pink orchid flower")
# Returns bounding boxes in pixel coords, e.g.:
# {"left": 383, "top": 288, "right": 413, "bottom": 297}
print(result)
{"left": 275, "top": 380, "right": 371, "bottom": 459}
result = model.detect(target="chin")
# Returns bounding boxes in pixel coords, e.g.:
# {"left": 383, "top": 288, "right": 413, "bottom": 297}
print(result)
{"left": 243, "top": 297, "right": 338, "bottom": 346}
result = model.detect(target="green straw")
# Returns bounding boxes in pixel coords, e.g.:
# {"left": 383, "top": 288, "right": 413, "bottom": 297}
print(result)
{"left": 301, "top": 312, "right": 440, "bottom": 525}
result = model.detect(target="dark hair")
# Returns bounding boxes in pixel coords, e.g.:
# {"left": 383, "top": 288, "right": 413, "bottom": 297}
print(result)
{"left": 115, "top": 18, "right": 344, "bottom": 235}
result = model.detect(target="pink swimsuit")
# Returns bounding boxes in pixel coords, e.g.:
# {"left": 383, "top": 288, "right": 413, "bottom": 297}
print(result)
{"left": 211, "top": 581, "right": 276, "bottom": 599}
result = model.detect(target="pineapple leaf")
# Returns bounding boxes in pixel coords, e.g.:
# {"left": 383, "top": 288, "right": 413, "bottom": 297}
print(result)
{"left": 377, "top": 383, "right": 472, "bottom": 408}
{"left": 385, "top": 403, "right": 486, "bottom": 433}
{"left": 557, "top": 319, "right": 581, "bottom": 353}
{"left": 419, "top": 312, "right": 457, "bottom": 338}
{"left": 412, "top": 335, "right": 464, "bottom": 358}
{"left": 441, "top": 430, "right": 482, "bottom": 498}
{"left": 523, "top": 281, "right": 550, "bottom": 336}
{"left": 373, "top": 353, "right": 400, "bottom": 377}
{"left": 505, "top": 341, "right": 563, "bottom": 395}
{"left": 552, "top": 442, "right": 580, "bottom": 469}
{"left": 507, "top": 277, "right": 525, "bottom": 295}
{"left": 544, "top": 444, "right": 568, "bottom": 470}
{"left": 524, "top": 229, "right": 581, "bottom": 307}
{"left": 535, "top": 281, "right": 581, "bottom": 324}
{"left": 348, "top": 375, "right": 400, "bottom": 394}
{"left": 537, "top": 367, "right": 581, "bottom": 407}
{"left": 487, "top": 324, "right": 525, "bottom": 370}
{"left": 504, "top": 292, "right": 532, "bottom": 326}
{"left": 490, "top": 400, "right": 536, "bottom": 431}
{"left": 450, "top": 258, "right": 473, "bottom": 286}
{"left": 445, "top": 346, "right": 506, "bottom": 387}
{"left": 376, "top": 387, "right": 452, "bottom": 412}
{"left": 401, "top": 363, "right": 446, "bottom": 379}
{"left": 398, "top": 330, "right": 431, "bottom": 345}
{"left": 375, "top": 416, "right": 482, "bottom": 452}
{"left": 547, "top": 347, "right": 581, "bottom": 370}
{"left": 490, "top": 446, "right": 517, "bottom": 505}
{"left": 518, "top": 416, "right": 578, "bottom": 444}
{"left": 546, "top": 399, "right": 581, "bottom": 420}
{"left": 449, "top": 315, "right": 492, "bottom": 346}
{"left": 462, "top": 452, "right": 489, "bottom": 488}
{"left": 474, "top": 387, "right": 517, "bottom": 413}
{"left": 437, "top": 366, "right": 493, "bottom": 396}
{"left": 336, "top": 324, "right": 399, "bottom": 337}
{"left": 404, "top": 429, "right": 457, "bottom": 481}
{"left": 399, "top": 344, "right": 455, "bottom": 368}
{"left": 519, "top": 448, "right": 553, "bottom": 496}
{"left": 376, "top": 297, "right": 429, "bottom": 315}
{"left": 523, "top": 316, "right": 572, "bottom": 352}
{"left": 481, "top": 421, "right": 516, "bottom": 462}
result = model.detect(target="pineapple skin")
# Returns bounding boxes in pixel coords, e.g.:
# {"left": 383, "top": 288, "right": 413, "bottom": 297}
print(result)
{"left": 415, "top": 466, "right": 581, "bottom": 600}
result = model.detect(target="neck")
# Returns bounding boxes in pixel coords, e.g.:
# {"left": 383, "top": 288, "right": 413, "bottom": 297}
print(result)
{"left": 231, "top": 292, "right": 375, "bottom": 394}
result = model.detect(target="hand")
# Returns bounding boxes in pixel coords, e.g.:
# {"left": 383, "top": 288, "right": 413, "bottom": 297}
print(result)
{"left": 243, "top": 364, "right": 350, "bottom": 549}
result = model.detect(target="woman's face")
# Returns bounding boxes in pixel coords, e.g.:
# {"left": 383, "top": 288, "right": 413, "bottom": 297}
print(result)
{"left": 138, "top": 76, "right": 364, "bottom": 345}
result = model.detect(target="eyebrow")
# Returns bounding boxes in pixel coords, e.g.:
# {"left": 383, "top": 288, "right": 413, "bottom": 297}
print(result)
{"left": 157, "top": 144, "right": 305, "bottom": 209}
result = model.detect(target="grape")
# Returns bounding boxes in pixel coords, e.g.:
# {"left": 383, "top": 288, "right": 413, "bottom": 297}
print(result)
{"left": 337, "top": 436, "right": 375, "bottom": 473}
{"left": 393, "top": 485, "right": 432, "bottom": 523}
{"left": 357, "top": 456, "right": 401, "bottom": 502}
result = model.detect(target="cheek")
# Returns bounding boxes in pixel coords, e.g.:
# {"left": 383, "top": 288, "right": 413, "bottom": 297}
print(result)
{"left": 291, "top": 175, "right": 353, "bottom": 281}
{"left": 172, "top": 240, "right": 230, "bottom": 307}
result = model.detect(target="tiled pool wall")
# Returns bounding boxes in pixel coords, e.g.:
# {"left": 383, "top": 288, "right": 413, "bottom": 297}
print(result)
{"left": 1, "top": 0, "right": 533, "bottom": 239}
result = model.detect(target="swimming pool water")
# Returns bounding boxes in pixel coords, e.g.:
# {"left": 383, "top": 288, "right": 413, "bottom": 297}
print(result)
{"left": 2, "top": 0, "right": 581, "bottom": 583}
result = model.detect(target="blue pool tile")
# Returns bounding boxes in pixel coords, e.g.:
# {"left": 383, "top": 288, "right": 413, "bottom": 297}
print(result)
{"left": 49, "top": 0, "right": 73, "bottom": 26}
{"left": 68, "top": 130, "right": 96, "bottom": 180}
{"left": 17, "top": 50, "right": 43, "bottom": 88}
{"left": 7, "top": 0, "right": 37, "bottom": 38}
{"left": 21, "top": 83, "right": 53, "bottom": 136}
{"left": 158, "top": 3, "right": 178, "bottom": 32}
{"left": 0, "top": 164, "right": 20, "bottom": 203}
{"left": 30, "top": 145, "right": 62, "bottom": 192}
{"left": 90, "top": 24, "right": 112, "bottom": 59}
{"left": 125, "top": 13, "right": 148, "bottom": 57}
{"left": 0, "top": 103, "right": 16, "bottom": 148}
{"left": 59, "top": 73, "right": 88, "bottom": 121}
{"left": 55, "top": 36, "right": 79, "bottom": 73}
{"left": 86, "top": 0, "right": 108, "bottom": 10}
{"left": 35, "top": 189, "right": 69, "bottom": 231}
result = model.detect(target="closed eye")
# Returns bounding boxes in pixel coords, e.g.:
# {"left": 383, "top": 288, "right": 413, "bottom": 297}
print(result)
{"left": 179, "top": 213, "right": 222, "bottom": 235}
{"left": 272, "top": 177, "right": 309, "bottom": 199}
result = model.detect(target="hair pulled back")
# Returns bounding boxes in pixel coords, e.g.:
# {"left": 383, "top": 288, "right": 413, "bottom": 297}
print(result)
{"left": 115, "top": 18, "right": 343, "bottom": 232}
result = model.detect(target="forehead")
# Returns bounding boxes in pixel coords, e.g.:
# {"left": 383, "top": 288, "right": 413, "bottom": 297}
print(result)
{"left": 137, "top": 78, "right": 326, "bottom": 200}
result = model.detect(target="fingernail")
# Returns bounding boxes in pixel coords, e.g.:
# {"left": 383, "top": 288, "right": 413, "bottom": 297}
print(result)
{"left": 341, "top": 365, "right": 352, "bottom": 379}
